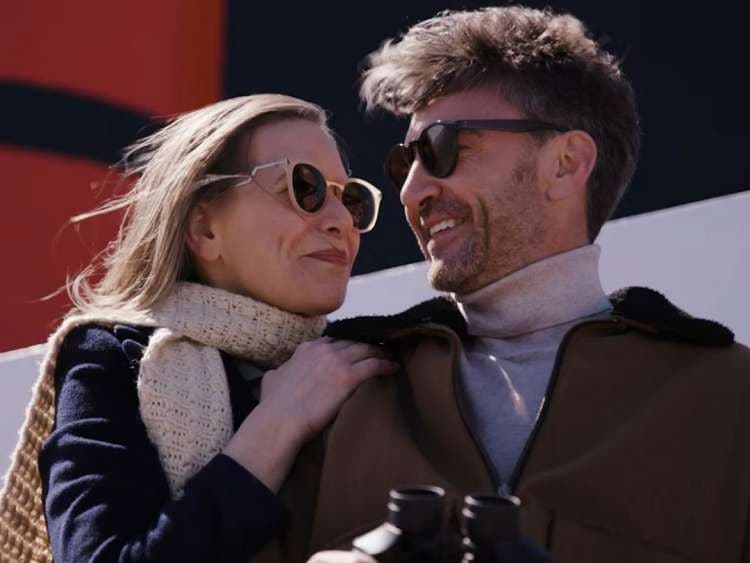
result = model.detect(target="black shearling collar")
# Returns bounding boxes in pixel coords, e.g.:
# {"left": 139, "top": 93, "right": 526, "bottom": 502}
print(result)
{"left": 610, "top": 287, "right": 734, "bottom": 346}
{"left": 325, "top": 287, "right": 734, "bottom": 347}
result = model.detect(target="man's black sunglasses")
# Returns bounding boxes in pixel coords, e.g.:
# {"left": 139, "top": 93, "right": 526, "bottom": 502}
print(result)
{"left": 385, "top": 119, "right": 571, "bottom": 191}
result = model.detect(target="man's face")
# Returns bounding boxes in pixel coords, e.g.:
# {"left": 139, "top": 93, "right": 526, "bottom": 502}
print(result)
{"left": 400, "top": 88, "right": 548, "bottom": 294}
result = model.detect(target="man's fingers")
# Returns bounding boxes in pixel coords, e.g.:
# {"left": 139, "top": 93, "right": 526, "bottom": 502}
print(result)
{"left": 307, "top": 551, "right": 377, "bottom": 563}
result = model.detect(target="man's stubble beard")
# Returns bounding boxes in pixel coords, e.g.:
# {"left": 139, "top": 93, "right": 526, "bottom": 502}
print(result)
{"left": 428, "top": 154, "right": 546, "bottom": 294}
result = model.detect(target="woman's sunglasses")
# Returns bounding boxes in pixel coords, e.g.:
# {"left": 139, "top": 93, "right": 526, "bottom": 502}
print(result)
{"left": 205, "top": 158, "right": 383, "bottom": 233}
{"left": 384, "top": 119, "right": 571, "bottom": 192}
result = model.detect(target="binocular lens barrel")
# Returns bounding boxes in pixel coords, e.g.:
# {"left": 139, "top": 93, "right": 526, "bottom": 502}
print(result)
{"left": 462, "top": 494, "right": 521, "bottom": 543}
{"left": 386, "top": 486, "right": 445, "bottom": 536}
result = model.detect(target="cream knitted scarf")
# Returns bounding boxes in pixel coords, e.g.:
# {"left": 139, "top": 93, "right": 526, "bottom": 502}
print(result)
{"left": 0, "top": 282, "right": 326, "bottom": 563}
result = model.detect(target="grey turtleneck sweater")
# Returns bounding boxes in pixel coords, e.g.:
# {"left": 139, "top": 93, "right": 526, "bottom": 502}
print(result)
{"left": 455, "top": 245, "right": 612, "bottom": 488}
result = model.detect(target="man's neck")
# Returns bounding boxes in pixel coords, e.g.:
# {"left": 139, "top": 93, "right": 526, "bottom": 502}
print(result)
{"left": 454, "top": 244, "right": 611, "bottom": 339}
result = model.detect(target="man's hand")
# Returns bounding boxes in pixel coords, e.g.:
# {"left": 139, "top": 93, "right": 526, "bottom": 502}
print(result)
{"left": 306, "top": 550, "right": 377, "bottom": 563}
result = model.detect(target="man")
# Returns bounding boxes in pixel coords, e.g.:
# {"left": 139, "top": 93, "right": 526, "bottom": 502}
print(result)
{"left": 297, "top": 7, "right": 750, "bottom": 563}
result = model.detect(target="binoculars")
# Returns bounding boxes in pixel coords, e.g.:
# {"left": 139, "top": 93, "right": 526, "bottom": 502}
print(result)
{"left": 351, "top": 486, "right": 550, "bottom": 563}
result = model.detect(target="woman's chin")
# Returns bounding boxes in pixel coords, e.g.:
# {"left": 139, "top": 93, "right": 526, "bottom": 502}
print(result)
{"left": 293, "top": 292, "right": 347, "bottom": 317}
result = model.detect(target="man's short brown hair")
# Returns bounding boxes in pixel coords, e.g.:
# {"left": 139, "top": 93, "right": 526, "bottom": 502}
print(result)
{"left": 360, "top": 6, "right": 640, "bottom": 240}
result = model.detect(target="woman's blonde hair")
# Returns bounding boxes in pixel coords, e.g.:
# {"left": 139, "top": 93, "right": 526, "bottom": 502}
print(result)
{"left": 68, "top": 94, "right": 329, "bottom": 318}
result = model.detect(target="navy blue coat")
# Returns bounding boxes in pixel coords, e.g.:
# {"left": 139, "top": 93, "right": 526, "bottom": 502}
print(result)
{"left": 38, "top": 323, "right": 284, "bottom": 562}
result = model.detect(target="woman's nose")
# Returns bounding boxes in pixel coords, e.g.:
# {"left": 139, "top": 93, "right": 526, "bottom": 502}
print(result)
{"left": 319, "top": 190, "right": 356, "bottom": 235}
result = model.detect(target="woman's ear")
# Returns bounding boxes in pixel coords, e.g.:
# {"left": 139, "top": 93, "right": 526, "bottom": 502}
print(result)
{"left": 544, "top": 130, "right": 597, "bottom": 201}
{"left": 186, "top": 201, "right": 221, "bottom": 262}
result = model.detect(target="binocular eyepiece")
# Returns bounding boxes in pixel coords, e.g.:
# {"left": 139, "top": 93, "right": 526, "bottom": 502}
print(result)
{"left": 352, "top": 486, "right": 549, "bottom": 563}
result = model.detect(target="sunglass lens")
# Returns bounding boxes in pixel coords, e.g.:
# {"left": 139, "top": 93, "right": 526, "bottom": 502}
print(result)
{"left": 343, "top": 181, "right": 376, "bottom": 231}
{"left": 291, "top": 163, "right": 326, "bottom": 212}
{"left": 421, "top": 123, "right": 456, "bottom": 178}
{"left": 385, "top": 144, "right": 413, "bottom": 192}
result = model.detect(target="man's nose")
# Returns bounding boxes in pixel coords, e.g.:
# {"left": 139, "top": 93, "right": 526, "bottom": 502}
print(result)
{"left": 400, "top": 160, "right": 441, "bottom": 212}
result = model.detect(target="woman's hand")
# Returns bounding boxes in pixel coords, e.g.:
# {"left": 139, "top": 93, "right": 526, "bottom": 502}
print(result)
{"left": 223, "top": 337, "right": 398, "bottom": 491}
{"left": 261, "top": 337, "right": 398, "bottom": 441}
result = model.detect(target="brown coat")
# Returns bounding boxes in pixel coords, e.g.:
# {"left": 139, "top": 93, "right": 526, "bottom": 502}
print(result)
{"left": 259, "top": 288, "right": 750, "bottom": 563}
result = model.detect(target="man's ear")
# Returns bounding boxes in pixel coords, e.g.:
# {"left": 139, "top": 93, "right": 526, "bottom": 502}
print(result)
{"left": 185, "top": 201, "right": 221, "bottom": 262}
{"left": 543, "top": 131, "right": 597, "bottom": 201}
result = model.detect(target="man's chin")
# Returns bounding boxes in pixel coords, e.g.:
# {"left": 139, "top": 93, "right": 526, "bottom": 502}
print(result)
{"left": 427, "top": 258, "right": 471, "bottom": 293}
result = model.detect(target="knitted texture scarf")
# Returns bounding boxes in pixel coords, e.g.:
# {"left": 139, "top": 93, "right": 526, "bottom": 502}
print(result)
{"left": 0, "top": 282, "right": 326, "bottom": 563}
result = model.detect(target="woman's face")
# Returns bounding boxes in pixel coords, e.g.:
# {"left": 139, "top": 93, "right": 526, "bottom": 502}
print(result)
{"left": 189, "top": 119, "right": 360, "bottom": 315}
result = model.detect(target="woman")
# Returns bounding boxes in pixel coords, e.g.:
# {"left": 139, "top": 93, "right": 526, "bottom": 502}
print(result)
{"left": 0, "top": 94, "right": 394, "bottom": 562}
